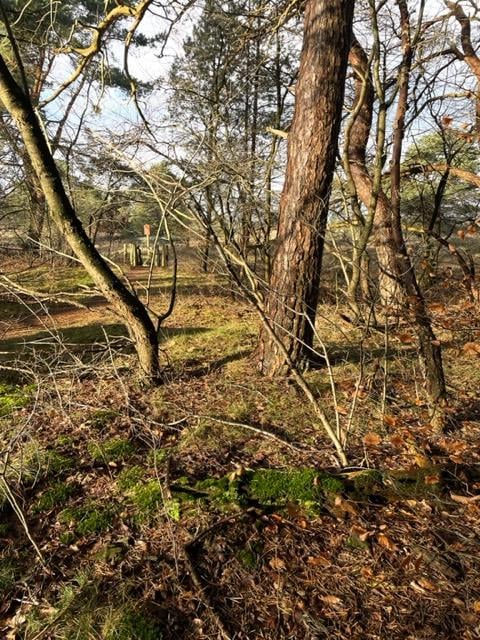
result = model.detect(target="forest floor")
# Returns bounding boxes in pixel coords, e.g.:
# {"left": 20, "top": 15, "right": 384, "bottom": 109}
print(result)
{"left": 0, "top": 252, "right": 480, "bottom": 639}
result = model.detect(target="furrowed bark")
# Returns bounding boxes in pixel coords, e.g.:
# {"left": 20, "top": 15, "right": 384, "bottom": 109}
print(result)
{"left": 257, "top": 0, "right": 355, "bottom": 376}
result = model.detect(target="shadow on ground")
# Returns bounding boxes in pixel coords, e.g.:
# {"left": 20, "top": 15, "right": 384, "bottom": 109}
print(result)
{"left": 0, "top": 324, "right": 210, "bottom": 358}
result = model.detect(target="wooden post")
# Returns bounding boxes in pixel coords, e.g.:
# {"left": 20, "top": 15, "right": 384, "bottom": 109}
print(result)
{"left": 144, "top": 224, "right": 151, "bottom": 250}
{"left": 136, "top": 245, "right": 143, "bottom": 267}
{"left": 128, "top": 243, "right": 137, "bottom": 267}
{"left": 160, "top": 244, "right": 170, "bottom": 268}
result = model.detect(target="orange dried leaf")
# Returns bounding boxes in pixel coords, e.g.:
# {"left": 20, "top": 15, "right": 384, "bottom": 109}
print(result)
{"left": 269, "top": 557, "right": 286, "bottom": 571}
{"left": 410, "top": 580, "right": 427, "bottom": 594}
{"left": 350, "top": 525, "right": 371, "bottom": 542}
{"left": 418, "top": 578, "right": 437, "bottom": 592}
{"left": 363, "top": 432, "right": 382, "bottom": 447}
{"left": 450, "top": 493, "right": 480, "bottom": 505}
{"left": 390, "top": 434, "right": 406, "bottom": 448}
{"left": 414, "top": 454, "right": 432, "bottom": 469}
{"left": 463, "top": 342, "right": 480, "bottom": 356}
{"left": 320, "top": 595, "right": 342, "bottom": 606}
{"left": 307, "top": 555, "right": 331, "bottom": 567}
{"left": 383, "top": 414, "right": 397, "bottom": 428}
{"left": 334, "top": 495, "right": 359, "bottom": 516}
{"left": 378, "top": 533, "right": 398, "bottom": 552}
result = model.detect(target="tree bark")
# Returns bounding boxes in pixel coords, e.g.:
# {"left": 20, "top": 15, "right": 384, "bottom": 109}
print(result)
{"left": 347, "top": 7, "right": 446, "bottom": 409}
{"left": 0, "top": 53, "right": 160, "bottom": 382}
{"left": 257, "top": 0, "right": 355, "bottom": 376}
{"left": 347, "top": 40, "right": 403, "bottom": 308}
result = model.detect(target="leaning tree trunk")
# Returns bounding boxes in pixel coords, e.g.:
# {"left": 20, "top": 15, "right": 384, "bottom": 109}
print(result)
{"left": 346, "top": 39, "right": 403, "bottom": 309}
{"left": 346, "top": 7, "right": 446, "bottom": 410}
{"left": 23, "top": 153, "right": 47, "bottom": 251}
{"left": 0, "top": 53, "right": 160, "bottom": 382}
{"left": 257, "top": 0, "right": 355, "bottom": 376}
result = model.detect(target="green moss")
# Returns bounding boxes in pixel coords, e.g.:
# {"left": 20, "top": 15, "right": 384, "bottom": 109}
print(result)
{"left": 346, "top": 535, "right": 369, "bottom": 551}
{"left": 107, "top": 611, "right": 163, "bottom": 640}
{"left": 90, "top": 409, "right": 120, "bottom": 428}
{"left": 33, "top": 481, "right": 76, "bottom": 512}
{"left": 94, "top": 544, "right": 125, "bottom": 563}
{"left": 319, "top": 475, "right": 345, "bottom": 494}
{"left": 147, "top": 447, "right": 174, "bottom": 467}
{"left": 46, "top": 450, "right": 74, "bottom": 474}
{"left": 237, "top": 546, "right": 259, "bottom": 569}
{"left": 0, "top": 559, "right": 17, "bottom": 591}
{"left": 226, "top": 399, "right": 254, "bottom": 422}
{"left": 247, "top": 468, "right": 320, "bottom": 507}
{"left": 59, "top": 532, "right": 75, "bottom": 545}
{"left": 60, "top": 502, "right": 115, "bottom": 536}
{"left": 88, "top": 438, "right": 135, "bottom": 463}
{"left": 164, "top": 499, "right": 181, "bottom": 521}
{"left": 194, "top": 476, "right": 242, "bottom": 506}
{"left": 127, "top": 480, "right": 163, "bottom": 520}
{"left": 116, "top": 466, "right": 145, "bottom": 491}
{"left": 0, "top": 383, "right": 34, "bottom": 416}
{"left": 351, "top": 469, "right": 383, "bottom": 494}
{"left": 56, "top": 572, "right": 91, "bottom": 610}
{"left": 55, "top": 435, "right": 74, "bottom": 447}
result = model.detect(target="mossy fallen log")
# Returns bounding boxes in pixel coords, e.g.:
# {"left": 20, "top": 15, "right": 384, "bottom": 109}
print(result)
{"left": 169, "top": 464, "right": 480, "bottom": 515}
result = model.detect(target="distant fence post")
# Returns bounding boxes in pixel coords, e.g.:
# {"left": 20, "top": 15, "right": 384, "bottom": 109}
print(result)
{"left": 127, "top": 243, "right": 143, "bottom": 267}
{"left": 160, "top": 244, "right": 169, "bottom": 268}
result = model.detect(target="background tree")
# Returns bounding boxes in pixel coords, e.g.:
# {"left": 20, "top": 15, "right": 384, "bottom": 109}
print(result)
{"left": 168, "top": 0, "right": 296, "bottom": 274}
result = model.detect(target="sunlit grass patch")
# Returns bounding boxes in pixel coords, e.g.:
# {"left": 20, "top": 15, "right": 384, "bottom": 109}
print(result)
{"left": 0, "top": 383, "right": 35, "bottom": 416}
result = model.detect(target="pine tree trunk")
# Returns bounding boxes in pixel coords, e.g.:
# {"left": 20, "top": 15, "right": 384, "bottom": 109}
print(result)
{"left": 256, "top": 0, "right": 355, "bottom": 376}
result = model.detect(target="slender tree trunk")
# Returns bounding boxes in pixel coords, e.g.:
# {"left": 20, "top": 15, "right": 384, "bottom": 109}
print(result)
{"left": 347, "top": 5, "right": 446, "bottom": 409}
{"left": 0, "top": 53, "right": 160, "bottom": 382}
{"left": 347, "top": 40, "right": 402, "bottom": 309}
{"left": 257, "top": 0, "right": 355, "bottom": 376}
{"left": 389, "top": 0, "right": 446, "bottom": 408}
